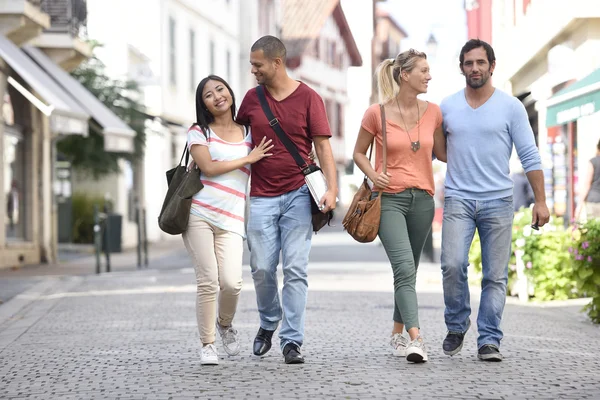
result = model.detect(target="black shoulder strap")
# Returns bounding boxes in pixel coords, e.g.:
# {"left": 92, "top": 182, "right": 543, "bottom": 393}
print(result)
{"left": 256, "top": 85, "right": 308, "bottom": 171}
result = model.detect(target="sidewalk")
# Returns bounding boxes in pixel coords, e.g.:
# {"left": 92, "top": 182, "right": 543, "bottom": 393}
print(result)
{"left": 0, "top": 238, "right": 187, "bottom": 278}
{"left": 0, "top": 238, "right": 187, "bottom": 305}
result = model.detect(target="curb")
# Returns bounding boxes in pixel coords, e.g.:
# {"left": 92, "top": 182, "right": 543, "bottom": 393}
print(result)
{"left": 0, "top": 278, "right": 61, "bottom": 327}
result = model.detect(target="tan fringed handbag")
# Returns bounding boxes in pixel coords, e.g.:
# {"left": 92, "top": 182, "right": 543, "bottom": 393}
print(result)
{"left": 342, "top": 104, "right": 388, "bottom": 243}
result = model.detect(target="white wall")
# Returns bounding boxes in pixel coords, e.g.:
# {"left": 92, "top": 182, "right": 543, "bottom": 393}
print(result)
{"left": 338, "top": 0, "right": 373, "bottom": 203}
{"left": 87, "top": 0, "right": 162, "bottom": 81}
{"left": 162, "top": 0, "right": 241, "bottom": 125}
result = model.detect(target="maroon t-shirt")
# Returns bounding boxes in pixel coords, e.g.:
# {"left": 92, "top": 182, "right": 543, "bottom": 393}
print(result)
{"left": 236, "top": 82, "right": 331, "bottom": 197}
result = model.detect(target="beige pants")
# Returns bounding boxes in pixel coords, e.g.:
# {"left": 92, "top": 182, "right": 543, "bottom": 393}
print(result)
{"left": 182, "top": 214, "right": 243, "bottom": 344}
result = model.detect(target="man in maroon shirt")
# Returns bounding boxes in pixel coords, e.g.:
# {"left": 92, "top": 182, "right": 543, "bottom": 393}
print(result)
{"left": 237, "top": 35, "right": 338, "bottom": 364}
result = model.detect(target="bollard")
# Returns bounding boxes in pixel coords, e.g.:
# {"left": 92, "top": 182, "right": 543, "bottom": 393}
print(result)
{"left": 136, "top": 205, "right": 142, "bottom": 269}
{"left": 142, "top": 208, "right": 148, "bottom": 267}
{"left": 104, "top": 204, "right": 111, "bottom": 273}
{"left": 94, "top": 205, "right": 101, "bottom": 274}
{"left": 515, "top": 249, "right": 528, "bottom": 302}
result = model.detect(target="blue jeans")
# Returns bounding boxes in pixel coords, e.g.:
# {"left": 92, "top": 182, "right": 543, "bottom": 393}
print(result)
{"left": 441, "top": 196, "right": 514, "bottom": 349}
{"left": 247, "top": 185, "right": 313, "bottom": 350}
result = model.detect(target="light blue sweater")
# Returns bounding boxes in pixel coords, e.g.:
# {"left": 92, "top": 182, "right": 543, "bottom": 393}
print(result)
{"left": 440, "top": 89, "right": 541, "bottom": 200}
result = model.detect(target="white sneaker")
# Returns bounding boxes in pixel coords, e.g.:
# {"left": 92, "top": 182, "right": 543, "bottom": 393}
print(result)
{"left": 217, "top": 323, "right": 241, "bottom": 356}
{"left": 389, "top": 333, "right": 409, "bottom": 357}
{"left": 200, "top": 344, "right": 219, "bottom": 365}
{"left": 406, "top": 336, "right": 428, "bottom": 363}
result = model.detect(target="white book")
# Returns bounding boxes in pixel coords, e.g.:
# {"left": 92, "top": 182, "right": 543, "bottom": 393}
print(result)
{"left": 305, "top": 170, "right": 330, "bottom": 210}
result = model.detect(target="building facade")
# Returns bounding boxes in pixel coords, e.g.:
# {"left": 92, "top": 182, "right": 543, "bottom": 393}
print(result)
{"left": 0, "top": 0, "right": 134, "bottom": 269}
{"left": 281, "top": 0, "right": 362, "bottom": 205}
{"left": 86, "top": 0, "right": 283, "bottom": 244}
{"left": 466, "top": 0, "right": 492, "bottom": 43}
{"left": 370, "top": 7, "right": 407, "bottom": 105}
{"left": 491, "top": 0, "right": 600, "bottom": 222}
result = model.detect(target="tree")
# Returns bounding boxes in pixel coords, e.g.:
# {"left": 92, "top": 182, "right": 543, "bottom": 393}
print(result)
{"left": 57, "top": 56, "right": 147, "bottom": 179}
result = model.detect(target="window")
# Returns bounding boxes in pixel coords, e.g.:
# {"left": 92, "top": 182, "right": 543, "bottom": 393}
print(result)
{"left": 190, "top": 29, "right": 196, "bottom": 93}
{"left": 4, "top": 131, "right": 26, "bottom": 240}
{"left": 209, "top": 40, "right": 215, "bottom": 74}
{"left": 336, "top": 103, "right": 344, "bottom": 137}
{"left": 169, "top": 17, "right": 176, "bottom": 85}
{"left": 324, "top": 99, "right": 336, "bottom": 136}
{"left": 258, "top": 0, "right": 271, "bottom": 36}
{"left": 226, "top": 49, "right": 231, "bottom": 82}
{"left": 329, "top": 42, "right": 337, "bottom": 66}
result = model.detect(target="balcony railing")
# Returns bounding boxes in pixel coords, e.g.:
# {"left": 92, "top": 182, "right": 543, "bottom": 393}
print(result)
{"left": 28, "top": 0, "right": 87, "bottom": 39}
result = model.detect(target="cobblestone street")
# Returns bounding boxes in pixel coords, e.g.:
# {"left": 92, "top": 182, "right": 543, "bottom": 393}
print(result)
{"left": 0, "top": 231, "right": 599, "bottom": 399}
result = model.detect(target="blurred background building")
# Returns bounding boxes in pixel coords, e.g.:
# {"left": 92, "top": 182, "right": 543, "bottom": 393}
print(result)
{"left": 481, "top": 0, "right": 600, "bottom": 224}
{"left": 0, "top": 0, "right": 135, "bottom": 269}
{"left": 0, "top": 0, "right": 483, "bottom": 269}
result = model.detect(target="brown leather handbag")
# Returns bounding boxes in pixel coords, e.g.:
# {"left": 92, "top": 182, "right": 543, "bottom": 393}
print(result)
{"left": 342, "top": 104, "right": 388, "bottom": 243}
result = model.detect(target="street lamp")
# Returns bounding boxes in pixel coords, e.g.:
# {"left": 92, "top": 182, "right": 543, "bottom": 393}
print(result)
{"left": 426, "top": 33, "right": 438, "bottom": 60}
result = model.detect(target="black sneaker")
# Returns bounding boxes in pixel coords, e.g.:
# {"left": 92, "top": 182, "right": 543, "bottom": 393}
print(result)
{"left": 442, "top": 319, "right": 471, "bottom": 356}
{"left": 478, "top": 344, "right": 503, "bottom": 362}
{"left": 283, "top": 343, "right": 305, "bottom": 364}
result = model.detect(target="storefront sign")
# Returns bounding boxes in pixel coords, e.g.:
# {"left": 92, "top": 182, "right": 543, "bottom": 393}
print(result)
{"left": 556, "top": 102, "right": 596, "bottom": 125}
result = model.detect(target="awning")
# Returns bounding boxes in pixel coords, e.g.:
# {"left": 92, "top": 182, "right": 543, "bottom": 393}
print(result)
{"left": 0, "top": 34, "right": 88, "bottom": 135}
{"left": 24, "top": 46, "right": 136, "bottom": 153}
{"left": 546, "top": 68, "right": 600, "bottom": 127}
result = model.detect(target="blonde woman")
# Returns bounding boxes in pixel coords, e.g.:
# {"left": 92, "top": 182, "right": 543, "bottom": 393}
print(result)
{"left": 352, "top": 50, "right": 446, "bottom": 363}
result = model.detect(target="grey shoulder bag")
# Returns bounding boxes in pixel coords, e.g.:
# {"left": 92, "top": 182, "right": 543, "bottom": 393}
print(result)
{"left": 158, "top": 128, "right": 205, "bottom": 235}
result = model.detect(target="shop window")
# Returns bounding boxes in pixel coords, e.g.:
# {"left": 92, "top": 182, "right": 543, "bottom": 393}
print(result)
{"left": 4, "top": 131, "right": 26, "bottom": 241}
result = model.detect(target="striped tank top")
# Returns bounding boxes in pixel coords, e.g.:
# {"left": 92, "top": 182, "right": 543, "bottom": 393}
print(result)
{"left": 187, "top": 125, "right": 252, "bottom": 238}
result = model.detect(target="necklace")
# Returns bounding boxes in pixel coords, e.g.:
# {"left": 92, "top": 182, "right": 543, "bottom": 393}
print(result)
{"left": 396, "top": 98, "right": 421, "bottom": 152}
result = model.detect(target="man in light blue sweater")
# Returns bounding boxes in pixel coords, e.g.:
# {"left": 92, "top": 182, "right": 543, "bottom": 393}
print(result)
{"left": 440, "top": 39, "right": 550, "bottom": 361}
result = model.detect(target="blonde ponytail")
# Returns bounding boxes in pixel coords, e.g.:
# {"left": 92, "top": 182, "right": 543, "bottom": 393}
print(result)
{"left": 375, "top": 59, "right": 397, "bottom": 104}
{"left": 375, "top": 49, "right": 428, "bottom": 104}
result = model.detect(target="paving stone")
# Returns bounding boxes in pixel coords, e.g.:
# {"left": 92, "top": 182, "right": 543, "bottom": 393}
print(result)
{"left": 0, "top": 265, "right": 598, "bottom": 399}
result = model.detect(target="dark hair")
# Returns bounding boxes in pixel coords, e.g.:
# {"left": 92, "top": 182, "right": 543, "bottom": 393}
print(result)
{"left": 193, "top": 75, "right": 236, "bottom": 133}
{"left": 251, "top": 35, "right": 287, "bottom": 61}
{"left": 459, "top": 39, "right": 496, "bottom": 66}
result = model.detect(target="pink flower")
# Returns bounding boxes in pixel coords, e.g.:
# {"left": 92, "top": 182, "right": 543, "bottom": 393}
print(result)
{"left": 526, "top": 262, "right": 532, "bottom": 269}
{"left": 582, "top": 241, "right": 589, "bottom": 249}
{"left": 588, "top": 256, "right": 593, "bottom": 262}
{"left": 576, "top": 255, "right": 584, "bottom": 261}
{"left": 568, "top": 247, "right": 574, "bottom": 253}
{"left": 509, "top": 264, "right": 517, "bottom": 271}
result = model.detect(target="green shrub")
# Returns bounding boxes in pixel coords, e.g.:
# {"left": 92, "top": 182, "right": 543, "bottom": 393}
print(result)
{"left": 469, "top": 207, "right": 576, "bottom": 301}
{"left": 570, "top": 218, "right": 600, "bottom": 323}
{"left": 71, "top": 193, "right": 112, "bottom": 244}
{"left": 520, "top": 217, "right": 577, "bottom": 301}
